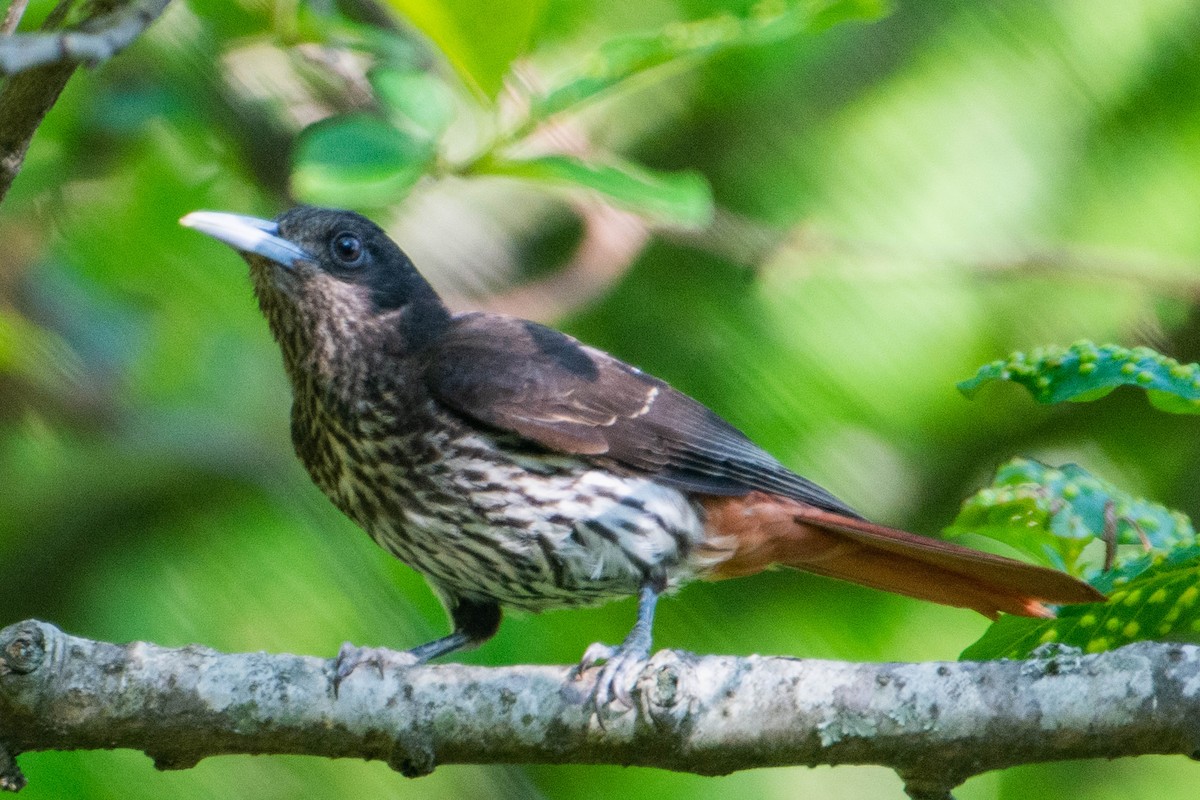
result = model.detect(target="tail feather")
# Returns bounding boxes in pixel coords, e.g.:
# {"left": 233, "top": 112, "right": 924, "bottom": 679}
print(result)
{"left": 699, "top": 493, "right": 1105, "bottom": 619}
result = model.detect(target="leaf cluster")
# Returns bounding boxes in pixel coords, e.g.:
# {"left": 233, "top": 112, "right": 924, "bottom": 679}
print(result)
{"left": 290, "top": 0, "right": 882, "bottom": 223}
{"left": 955, "top": 341, "right": 1200, "bottom": 660}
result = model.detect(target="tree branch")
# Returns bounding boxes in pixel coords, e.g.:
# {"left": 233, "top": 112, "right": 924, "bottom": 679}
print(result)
{"left": 0, "top": 0, "right": 171, "bottom": 202}
{"left": 1, "top": 620, "right": 1198, "bottom": 797}
{"left": 1, "top": 1, "right": 30, "bottom": 36}
{"left": 0, "top": 55, "right": 74, "bottom": 202}
{"left": 0, "top": 0, "right": 170, "bottom": 76}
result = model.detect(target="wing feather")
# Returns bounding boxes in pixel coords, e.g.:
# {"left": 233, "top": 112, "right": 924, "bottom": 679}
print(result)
{"left": 426, "top": 313, "right": 860, "bottom": 517}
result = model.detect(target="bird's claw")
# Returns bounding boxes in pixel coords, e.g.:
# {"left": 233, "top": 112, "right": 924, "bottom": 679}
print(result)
{"left": 579, "top": 641, "right": 618, "bottom": 668}
{"left": 577, "top": 640, "right": 648, "bottom": 714}
{"left": 332, "top": 642, "right": 418, "bottom": 696}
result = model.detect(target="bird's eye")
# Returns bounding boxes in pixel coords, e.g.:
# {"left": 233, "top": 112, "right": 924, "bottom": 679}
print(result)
{"left": 331, "top": 232, "right": 363, "bottom": 265}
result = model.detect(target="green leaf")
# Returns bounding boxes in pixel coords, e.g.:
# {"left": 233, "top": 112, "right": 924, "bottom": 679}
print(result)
{"left": 477, "top": 154, "right": 714, "bottom": 226}
{"left": 369, "top": 68, "right": 456, "bottom": 144}
{"left": 961, "top": 545, "right": 1200, "bottom": 660}
{"left": 531, "top": 0, "right": 885, "bottom": 121}
{"left": 958, "top": 341, "right": 1200, "bottom": 413}
{"left": 946, "top": 457, "right": 1195, "bottom": 576}
{"left": 291, "top": 113, "right": 433, "bottom": 208}
{"left": 382, "top": 0, "right": 547, "bottom": 99}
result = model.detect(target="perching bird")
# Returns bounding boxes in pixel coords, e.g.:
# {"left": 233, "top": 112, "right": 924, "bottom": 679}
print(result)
{"left": 181, "top": 206, "right": 1104, "bottom": 706}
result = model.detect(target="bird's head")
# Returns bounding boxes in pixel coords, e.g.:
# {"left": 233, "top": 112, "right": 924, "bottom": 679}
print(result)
{"left": 181, "top": 206, "right": 450, "bottom": 377}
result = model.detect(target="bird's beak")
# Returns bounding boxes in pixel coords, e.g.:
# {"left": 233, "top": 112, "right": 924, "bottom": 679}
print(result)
{"left": 180, "top": 211, "right": 311, "bottom": 270}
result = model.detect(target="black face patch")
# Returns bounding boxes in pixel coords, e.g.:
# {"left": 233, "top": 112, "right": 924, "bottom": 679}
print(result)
{"left": 523, "top": 321, "right": 599, "bottom": 380}
{"left": 268, "top": 205, "right": 452, "bottom": 347}
{"left": 275, "top": 206, "right": 436, "bottom": 313}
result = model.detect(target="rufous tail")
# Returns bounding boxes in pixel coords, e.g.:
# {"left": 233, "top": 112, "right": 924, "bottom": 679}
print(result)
{"left": 700, "top": 492, "right": 1105, "bottom": 619}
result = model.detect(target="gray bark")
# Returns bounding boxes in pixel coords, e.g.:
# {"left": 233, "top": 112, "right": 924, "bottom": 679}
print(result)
{"left": 0, "top": 0, "right": 172, "bottom": 201}
{"left": 1, "top": 619, "right": 1198, "bottom": 798}
{"left": 0, "top": 0, "right": 171, "bottom": 76}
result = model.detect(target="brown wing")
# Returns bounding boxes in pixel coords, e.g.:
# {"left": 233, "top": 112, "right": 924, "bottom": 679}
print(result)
{"left": 425, "top": 313, "right": 861, "bottom": 517}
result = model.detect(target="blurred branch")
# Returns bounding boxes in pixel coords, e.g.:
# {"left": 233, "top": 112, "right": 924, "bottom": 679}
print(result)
{"left": 764, "top": 226, "right": 1200, "bottom": 299}
{"left": 2, "top": 621, "right": 1199, "bottom": 798}
{"left": 970, "top": 245, "right": 1200, "bottom": 298}
{"left": 473, "top": 204, "right": 785, "bottom": 323}
{"left": 469, "top": 199, "right": 651, "bottom": 321}
{"left": 458, "top": 68, "right": 784, "bottom": 320}
{"left": 0, "top": 0, "right": 169, "bottom": 75}
{"left": 0, "top": 56, "right": 75, "bottom": 203}
{"left": 1, "top": 1, "right": 29, "bottom": 36}
{"left": 0, "top": 0, "right": 171, "bottom": 202}
{"left": 334, "top": 0, "right": 401, "bottom": 32}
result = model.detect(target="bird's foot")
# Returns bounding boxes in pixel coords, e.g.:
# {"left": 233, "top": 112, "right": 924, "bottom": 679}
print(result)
{"left": 577, "top": 639, "right": 650, "bottom": 713}
{"left": 575, "top": 583, "right": 660, "bottom": 716}
{"left": 332, "top": 642, "right": 419, "bottom": 696}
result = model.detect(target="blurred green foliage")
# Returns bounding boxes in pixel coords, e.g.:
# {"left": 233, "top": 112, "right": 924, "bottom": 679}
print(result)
{"left": 5, "top": 0, "right": 1200, "bottom": 797}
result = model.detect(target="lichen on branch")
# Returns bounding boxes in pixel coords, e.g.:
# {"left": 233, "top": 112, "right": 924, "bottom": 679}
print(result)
{"left": 1, "top": 620, "right": 1199, "bottom": 799}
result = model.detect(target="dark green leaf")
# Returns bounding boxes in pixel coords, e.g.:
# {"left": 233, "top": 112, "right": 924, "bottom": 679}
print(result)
{"left": 958, "top": 341, "right": 1200, "bottom": 413}
{"left": 477, "top": 154, "right": 714, "bottom": 226}
{"left": 292, "top": 113, "right": 433, "bottom": 207}
{"left": 945, "top": 457, "right": 1195, "bottom": 576}
{"left": 532, "top": 0, "right": 885, "bottom": 121}
{"left": 961, "top": 545, "right": 1200, "bottom": 660}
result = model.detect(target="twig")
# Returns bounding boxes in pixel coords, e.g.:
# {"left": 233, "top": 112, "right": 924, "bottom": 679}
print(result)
{"left": 1, "top": 619, "right": 1199, "bottom": 797}
{"left": 0, "top": 0, "right": 171, "bottom": 202}
{"left": 1103, "top": 499, "right": 1118, "bottom": 572}
{"left": 0, "top": 0, "right": 170, "bottom": 76}
{"left": 1, "top": 0, "right": 29, "bottom": 36}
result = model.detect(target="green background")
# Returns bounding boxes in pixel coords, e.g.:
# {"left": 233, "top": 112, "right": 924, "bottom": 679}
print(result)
{"left": 4, "top": 0, "right": 1200, "bottom": 797}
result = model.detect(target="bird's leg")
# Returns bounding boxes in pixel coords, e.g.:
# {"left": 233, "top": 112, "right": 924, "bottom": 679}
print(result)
{"left": 332, "top": 597, "right": 501, "bottom": 693}
{"left": 579, "top": 582, "right": 661, "bottom": 711}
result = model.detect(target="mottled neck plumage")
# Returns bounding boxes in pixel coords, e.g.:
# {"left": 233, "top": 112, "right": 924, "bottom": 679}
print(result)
{"left": 251, "top": 264, "right": 451, "bottom": 414}
{"left": 253, "top": 272, "right": 357, "bottom": 399}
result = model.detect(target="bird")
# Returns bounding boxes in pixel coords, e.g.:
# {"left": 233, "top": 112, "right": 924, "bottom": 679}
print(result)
{"left": 180, "top": 205, "right": 1105, "bottom": 707}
